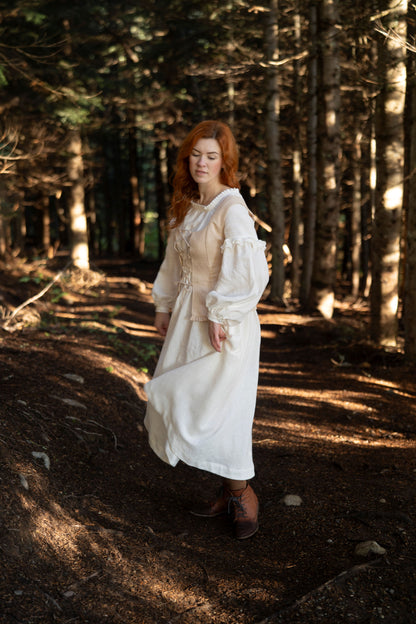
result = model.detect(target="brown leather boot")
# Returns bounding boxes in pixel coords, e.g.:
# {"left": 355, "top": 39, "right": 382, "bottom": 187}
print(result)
{"left": 190, "top": 486, "right": 232, "bottom": 518}
{"left": 228, "top": 484, "right": 259, "bottom": 539}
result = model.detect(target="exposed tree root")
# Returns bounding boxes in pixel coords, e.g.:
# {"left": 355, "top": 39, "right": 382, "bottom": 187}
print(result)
{"left": 257, "top": 558, "right": 384, "bottom": 623}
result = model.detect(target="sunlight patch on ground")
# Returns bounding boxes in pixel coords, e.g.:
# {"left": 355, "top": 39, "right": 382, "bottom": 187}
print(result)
{"left": 111, "top": 319, "right": 160, "bottom": 337}
{"left": 259, "top": 363, "right": 313, "bottom": 375}
{"left": 52, "top": 308, "right": 158, "bottom": 339}
{"left": 74, "top": 346, "right": 150, "bottom": 399}
{"left": 260, "top": 312, "right": 315, "bottom": 326}
{"left": 19, "top": 495, "right": 84, "bottom": 559}
{"left": 253, "top": 417, "right": 412, "bottom": 449}
{"left": 355, "top": 374, "right": 416, "bottom": 400}
{"left": 258, "top": 385, "right": 370, "bottom": 412}
{"left": 258, "top": 374, "right": 416, "bottom": 416}
{"left": 16, "top": 485, "right": 222, "bottom": 620}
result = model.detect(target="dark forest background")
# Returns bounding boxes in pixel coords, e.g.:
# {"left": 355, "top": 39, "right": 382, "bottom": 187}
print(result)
{"left": 1, "top": 0, "right": 416, "bottom": 358}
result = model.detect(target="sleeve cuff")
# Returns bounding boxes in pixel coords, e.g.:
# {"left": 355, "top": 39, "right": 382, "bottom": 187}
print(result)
{"left": 155, "top": 306, "right": 171, "bottom": 313}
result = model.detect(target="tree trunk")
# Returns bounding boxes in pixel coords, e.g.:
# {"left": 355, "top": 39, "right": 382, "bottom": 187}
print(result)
{"left": 405, "top": 6, "right": 416, "bottom": 360}
{"left": 300, "top": 0, "right": 318, "bottom": 307}
{"left": 154, "top": 141, "right": 169, "bottom": 261}
{"left": 102, "top": 135, "right": 115, "bottom": 256}
{"left": 265, "top": 0, "right": 285, "bottom": 305}
{"left": 351, "top": 130, "right": 362, "bottom": 299}
{"left": 62, "top": 17, "right": 89, "bottom": 270}
{"left": 113, "top": 131, "right": 125, "bottom": 257}
{"left": 0, "top": 216, "right": 7, "bottom": 257}
{"left": 41, "top": 196, "right": 51, "bottom": 256}
{"left": 128, "top": 111, "right": 143, "bottom": 258}
{"left": 289, "top": 5, "right": 302, "bottom": 301}
{"left": 14, "top": 198, "right": 26, "bottom": 254}
{"left": 87, "top": 189, "right": 98, "bottom": 257}
{"left": 308, "top": 0, "right": 341, "bottom": 318}
{"left": 362, "top": 81, "right": 378, "bottom": 299}
{"left": 371, "top": 0, "right": 407, "bottom": 346}
{"left": 67, "top": 128, "right": 89, "bottom": 270}
{"left": 227, "top": 79, "right": 235, "bottom": 129}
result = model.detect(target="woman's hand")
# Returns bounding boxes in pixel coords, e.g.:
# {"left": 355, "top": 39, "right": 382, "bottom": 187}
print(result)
{"left": 155, "top": 312, "right": 170, "bottom": 337}
{"left": 208, "top": 320, "right": 227, "bottom": 352}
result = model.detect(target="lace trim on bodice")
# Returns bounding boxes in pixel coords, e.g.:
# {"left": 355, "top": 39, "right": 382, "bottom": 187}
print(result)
{"left": 174, "top": 188, "right": 242, "bottom": 290}
{"left": 190, "top": 187, "right": 240, "bottom": 211}
{"left": 174, "top": 227, "right": 193, "bottom": 289}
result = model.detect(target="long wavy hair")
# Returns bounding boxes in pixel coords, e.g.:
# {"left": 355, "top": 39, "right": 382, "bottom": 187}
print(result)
{"left": 169, "top": 120, "right": 240, "bottom": 228}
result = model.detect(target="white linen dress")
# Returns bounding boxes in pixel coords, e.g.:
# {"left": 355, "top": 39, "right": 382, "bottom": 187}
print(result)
{"left": 144, "top": 188, "right": 269, "bottom": 480}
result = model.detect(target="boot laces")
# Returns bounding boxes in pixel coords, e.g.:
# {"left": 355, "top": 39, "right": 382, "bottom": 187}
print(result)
{"left": 228, "top": 494, "right": 248, "bottom": 519}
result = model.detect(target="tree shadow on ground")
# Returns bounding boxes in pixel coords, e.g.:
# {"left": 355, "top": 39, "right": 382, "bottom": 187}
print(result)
{"left": 0, "top": 268, "right": 415, "bottom": 623}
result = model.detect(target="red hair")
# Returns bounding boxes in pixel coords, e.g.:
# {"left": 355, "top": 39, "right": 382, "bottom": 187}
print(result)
{"left": 169, "top": 120, "right": 240, "bottom": 228}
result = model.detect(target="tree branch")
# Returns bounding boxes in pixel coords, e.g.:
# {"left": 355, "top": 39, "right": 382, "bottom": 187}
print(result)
{"left": 2, "top": 260, "right": 73, "bottom": 330}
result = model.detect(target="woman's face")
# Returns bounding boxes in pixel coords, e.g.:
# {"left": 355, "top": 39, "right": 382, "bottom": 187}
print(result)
{"left": 189, "top": 138, "right": 223, "bottom": 186}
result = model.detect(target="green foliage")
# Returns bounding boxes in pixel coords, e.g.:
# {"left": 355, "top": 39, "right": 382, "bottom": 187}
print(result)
{"left": 38, "top": 301, "right": 158, "bottom": 372}
{"left": 0, "top": 66, "right": 8, "bottom": 87}
{"left": 19, "top": 275, "right": 44, "bottom": 285}
{"left": 104, "top": 306, "right": 122, "bottom": 319}
{"left": 144, "top": 212, "right": 159, "bottom": 259}
{"left": 17, "top": 275, "right": 65, "bottom": 303}
{"left": 106, "top": 333, "right": 158, "bottom": 364}
{"left": 50, "top": 286, "right": 66, "bottom": 304}
{"left": 20, "top": 8, "right": 47, "bottom": 25}
{"left": 54, "top": 105, "right": 91, "bottom": 127}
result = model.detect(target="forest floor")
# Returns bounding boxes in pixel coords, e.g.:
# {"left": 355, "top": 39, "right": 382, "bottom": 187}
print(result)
{"left": 0, "top": 257, "right": 415, "bottom": 624}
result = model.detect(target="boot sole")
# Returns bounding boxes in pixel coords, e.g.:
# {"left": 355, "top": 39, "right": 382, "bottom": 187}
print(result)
{"left": 235, "top": 523, "right": 259, "bottom": 540}
{"left": 189, "top": 510, "right": 228, "bottom": 518}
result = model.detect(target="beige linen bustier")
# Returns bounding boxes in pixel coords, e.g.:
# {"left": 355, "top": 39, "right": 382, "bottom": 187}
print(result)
{"left": 184, "top": 194, "right": 253, "bottom": 321}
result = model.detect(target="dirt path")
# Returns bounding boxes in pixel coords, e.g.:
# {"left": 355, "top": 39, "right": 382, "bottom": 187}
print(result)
{"left": 0, "top": 263, "right": 415, "bottom": 623}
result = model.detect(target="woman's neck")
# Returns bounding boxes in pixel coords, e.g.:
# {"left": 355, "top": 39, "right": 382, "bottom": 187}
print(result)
{"left": 198, "top": 183, "right": 229, "bottom": 206}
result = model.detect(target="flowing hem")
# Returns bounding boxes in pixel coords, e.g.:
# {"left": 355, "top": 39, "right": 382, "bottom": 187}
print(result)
{"left": 145, "top": 419, "right": 255, "bottom": 480}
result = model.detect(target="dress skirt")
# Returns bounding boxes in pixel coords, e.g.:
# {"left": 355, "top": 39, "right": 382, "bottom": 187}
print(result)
{"left": 144, "top": 284, "right": 261, "bottom": 480}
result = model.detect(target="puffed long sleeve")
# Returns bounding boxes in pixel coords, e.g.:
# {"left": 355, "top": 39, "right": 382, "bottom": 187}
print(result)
{"left": 206, "top": 204, "right": 269, "bottom": 326}
{"left": 152, "top": 232, "right": 181, "bottom": 313}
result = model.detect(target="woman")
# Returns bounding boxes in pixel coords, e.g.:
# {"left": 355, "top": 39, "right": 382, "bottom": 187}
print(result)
{"left": 144, "top": 120, "right": 269, "bottom": 539}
